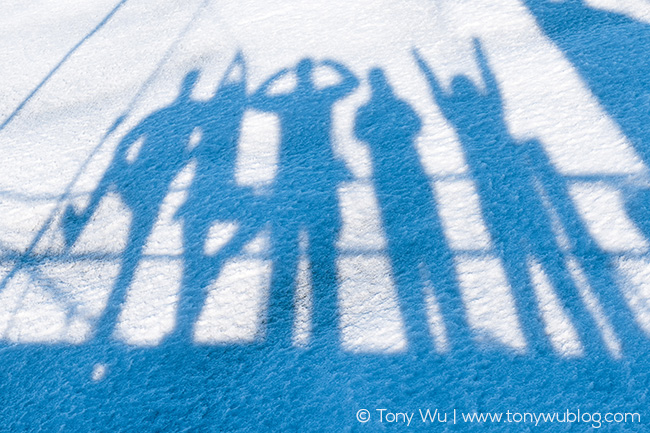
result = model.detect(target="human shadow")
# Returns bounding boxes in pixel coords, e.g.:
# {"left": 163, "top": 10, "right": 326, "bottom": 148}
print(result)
{"left": 354, "top": 68, "right": 473, "bottom": 353}
{"left": 61, "top": 70, "right": 200, "bottom": 344}
{"left": 414, "top": 40, "right": 610, "bottom": 357}
{"left": 167, "top": 54, "right": 268, "bottom": 344}
{"left": 250, "top": 58, "right": 358, "bottom": 349}
{"left": 524, "top": 0, "right": 650, "bottom": 167}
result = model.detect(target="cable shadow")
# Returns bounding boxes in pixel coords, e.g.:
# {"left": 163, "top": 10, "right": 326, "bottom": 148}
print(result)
{"left": 0, "top": 0, "right": 212, "bottom": 300}
{"left": 354, "top": 67, "right": 473, "bottom": 354}
{"left": 414, "top": 39, "right": 611, "bottom": 357}
{"left": 250, "top": 58, "right": 358, "bottom": 349}
{"left": 0, "top": 0, "right": 129, "bottom": 131}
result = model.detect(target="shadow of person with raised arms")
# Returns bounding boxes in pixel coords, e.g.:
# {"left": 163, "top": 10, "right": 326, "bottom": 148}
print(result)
{"left": 250, "top": 58, "right": 358, "bottom": 349}
{"left": 414, "top": 40, "right": 608, "bottom": 356}
{"left": 355, "top": 67, "right": 473, "bottom": 353}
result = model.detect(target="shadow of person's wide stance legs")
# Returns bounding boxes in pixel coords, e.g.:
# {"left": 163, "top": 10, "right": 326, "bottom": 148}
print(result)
{"left": 62, "top": 70, "right": 201, "bottom": 345}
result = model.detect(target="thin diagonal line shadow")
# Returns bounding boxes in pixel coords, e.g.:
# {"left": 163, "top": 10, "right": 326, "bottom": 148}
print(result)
{"left": 0, "top": 0, "right": 128, "bottom": 131}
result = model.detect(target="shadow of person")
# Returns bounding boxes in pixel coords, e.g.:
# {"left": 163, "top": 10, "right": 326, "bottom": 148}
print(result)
{"left": 250, "top": 58, "right": 358, "bottom": 349}
{"left": 168, "top": 53, "right": 267, "bottom": 344}
{"left": 61, "top": 70, "right": 201, "bottom": 344}
{"left": 414, "top": 40, "right": 609, "bottom": 357}
{"left": 354, "top": 68, "right": 473, "bottom": 354}
{"left": 524, "top": 0, "right": 650, "bottom": 167}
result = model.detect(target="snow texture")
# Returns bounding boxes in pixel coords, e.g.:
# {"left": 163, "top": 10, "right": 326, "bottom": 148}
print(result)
{"left": 1, "top": 0, "right": 650, "bottom": 431}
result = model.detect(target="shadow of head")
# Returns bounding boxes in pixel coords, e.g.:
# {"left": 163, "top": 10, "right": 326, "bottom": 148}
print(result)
{"left": 450, "top": 75, "right": 481, "bottom": 100}
{"left": 178, "top": 69, "right": 201, "bottom": 99}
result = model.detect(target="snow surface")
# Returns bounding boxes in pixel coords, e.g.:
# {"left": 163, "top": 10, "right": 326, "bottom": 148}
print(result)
{"left": 1, "top": 0, "right": 650, "bottom": 431}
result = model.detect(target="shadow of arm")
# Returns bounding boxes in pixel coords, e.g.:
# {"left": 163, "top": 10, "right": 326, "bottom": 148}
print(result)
{"left": 321, "top": 60, "right": 359, "bottom": 100}
{"left": 249, "top": 68, "right": 290, "bottom": 111}
{"left": 113, "top": 122, "right": 146, "bottom": 168}
{"left": 412, "top": 48, "right": 448, "bottom": 108}
{"left": 473, "top": 38, "right": 502, "bottom": 100}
